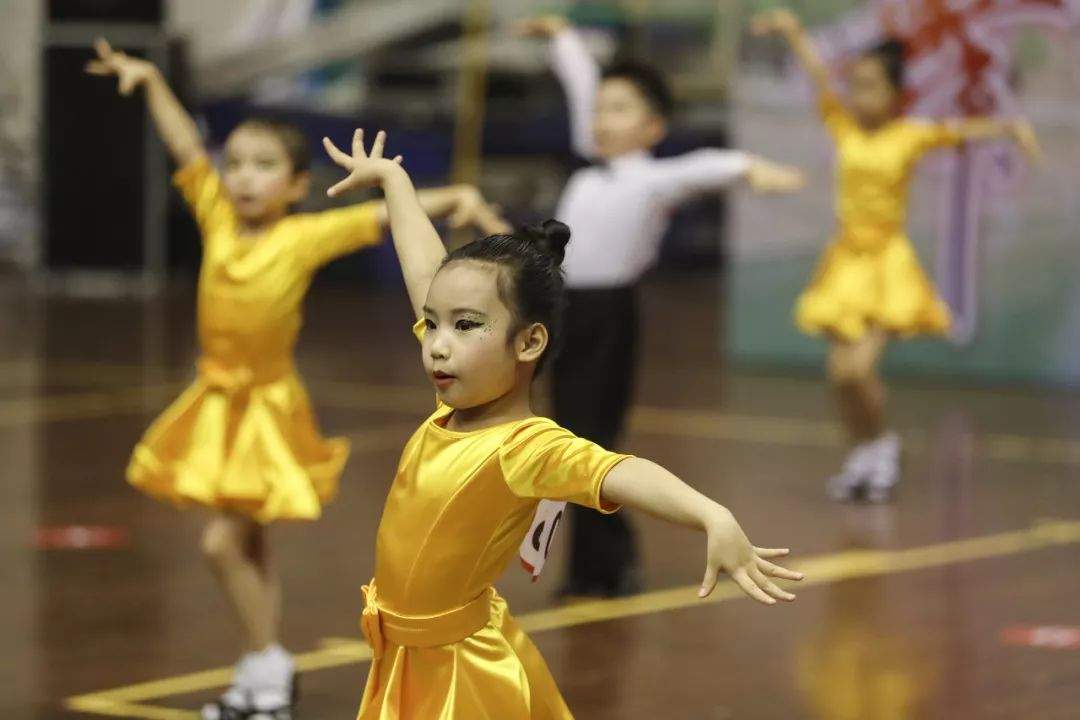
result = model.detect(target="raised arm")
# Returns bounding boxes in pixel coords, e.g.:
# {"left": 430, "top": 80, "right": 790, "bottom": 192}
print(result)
{"left": 323, "top": 130, "right": 447, "bottom": 319}
{"left": 85, "top": 38, "right": 204, "bottom": 167}
{"left": 601, "top": 458, "right": 804, "bottom": 603}
{"left": 950, "top": 117, "right": 1041, "bottom": 162}
{"left": 517, "top": 15, "right": 599, "bottom": 158}
{"left": 751, "top": 9, "right": 836, "bottom": 100}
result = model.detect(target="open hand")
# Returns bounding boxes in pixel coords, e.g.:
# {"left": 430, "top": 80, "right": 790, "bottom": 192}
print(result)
{"left": 84, "top": 38, "right": 157, "bottom": 96}
{"left": 322, "top": 129, "right": 404, "bottom": 198}
{"left": 449, "top": 186, "right": 512, "bottom": 235}
{"left": 1010, "top": 119, "right": 1042, "bottom": 164}
{"left": 746, "top": 159, "right": 806, "bottom": 194}
{"left": 700, "top": 507, "right": 803, "bottom": 604}
{"left": 513, "top": 15, "right": 570, "bottom": 39}
{"left": 750, "top": 9, "right": 801, "bottom": 37}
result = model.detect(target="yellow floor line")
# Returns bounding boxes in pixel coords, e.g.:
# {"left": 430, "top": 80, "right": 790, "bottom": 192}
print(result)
{"left": 64, "top": 518, "right": 1080, "bottom": 718}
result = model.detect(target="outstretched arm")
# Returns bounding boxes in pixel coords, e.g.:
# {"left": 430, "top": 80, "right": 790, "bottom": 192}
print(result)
{"left": 601, "top": 458, "right": 804, "bottom": 603}
{"left": 751, "top": 9, "right": 836, "bottom": 100}
{"left": 85, "top": 38, "right": 204, "bottom": 167}
{"left": 323, "top": 130, "right": 447, "bottom": 318}
{"left": 517, "top": 15, "right": 599, "bottom": 158}
{"left": 372, "top": 184, "right": 511, "bottom": 236}
{"left": 652, "top": 149, "right": 804, "bottom": 207}
{"left": 950, "top": 117, "right": 1041, "bottom": 162}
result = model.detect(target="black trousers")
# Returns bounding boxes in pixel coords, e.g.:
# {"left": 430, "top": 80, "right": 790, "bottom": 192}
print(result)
{"left": 552, "top": 287, "right": 640, "bottom": 594}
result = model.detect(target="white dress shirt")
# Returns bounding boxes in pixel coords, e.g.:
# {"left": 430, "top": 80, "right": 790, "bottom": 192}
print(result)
{"left": 549, "top": 28, "right": 750, "bottom": 289}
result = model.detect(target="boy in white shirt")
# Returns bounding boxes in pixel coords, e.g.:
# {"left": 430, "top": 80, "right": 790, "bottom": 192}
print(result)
{"left": 517, "top": 14, "right": 803, "bottom": 598}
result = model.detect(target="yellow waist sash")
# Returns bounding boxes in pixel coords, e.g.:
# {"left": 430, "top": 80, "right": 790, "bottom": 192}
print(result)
{"left": 197, "top": 356, "right": 293, "bottom": 392}
{"left": 360, "top": 582, "right": 493, "bottom": 659}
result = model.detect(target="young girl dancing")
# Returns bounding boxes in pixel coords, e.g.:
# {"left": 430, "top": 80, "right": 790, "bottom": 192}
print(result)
{"left": 321, "top": 127, "right": 804, "bottom": 719}
{"left": 751, "top": 10, "right": 1040, "bottom": 502}
{"left": 86, "top": 39, "right": 508, "bottom": 720}
{"left": 516, "top": 14, "right": 805, "bottom": 597}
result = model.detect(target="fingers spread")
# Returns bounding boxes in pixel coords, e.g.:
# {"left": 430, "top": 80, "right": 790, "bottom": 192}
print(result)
{"left": 94, "top": 37, "right": 113, "bottom": 61}
{"left": 322, "top": 137, "right": 351, "bottom": 167}
{"left": 757, "top": 558, "right": 804, "bottom": 582}
{"left": 699, "top": 563, "right": 720, "bottom": 598}
{"left": 753, "top": 547, "right": 790, "bottom": 559}
{"left": 352, "top": 128, "right": 365, "bottom": 158}
{"left": 750, "top": 566, "right": 795, "bottom": 602}
{"left": 370, "top": 130, "right": 386, "bottom": 160}
{"left": 733, "top": 569, "right": 775, "bottom": 605}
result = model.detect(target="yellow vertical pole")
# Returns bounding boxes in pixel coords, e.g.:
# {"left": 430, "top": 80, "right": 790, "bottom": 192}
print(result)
{"left": 710, "top": 0, "right": 743, "bottom": 97}
{"left": 449, "top": 0, "right": 491, "bottom": 246}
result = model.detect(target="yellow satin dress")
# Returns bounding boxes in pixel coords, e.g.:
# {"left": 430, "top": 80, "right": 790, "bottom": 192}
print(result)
{"left": 358, "top": 329, "right": 630, "bottom": 719}
{"left": 127, "top": 157, "right": 382, "bottom": 523}
{"left": 796, "top": 93, "right": 960, "bottom": 342}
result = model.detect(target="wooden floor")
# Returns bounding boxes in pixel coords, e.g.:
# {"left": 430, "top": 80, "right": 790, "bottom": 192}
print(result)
{"left": 2, "top": 274, "right": 1079, "bottom": 719}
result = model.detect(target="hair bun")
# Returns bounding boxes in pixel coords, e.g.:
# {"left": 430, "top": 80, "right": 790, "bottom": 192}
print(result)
{"left": 520, "top": 219, "right": 571, "bottom": 265}
{"left": 877, "top": 38, "right": 906, "bottom": 59}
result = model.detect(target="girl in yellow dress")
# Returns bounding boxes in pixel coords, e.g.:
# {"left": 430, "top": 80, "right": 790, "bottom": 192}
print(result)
{"left": 321, "top": 128, "right": 805, "bottom": 719}
{"left": 751, "top": 10, "right": 1040, "bottom": 502}
{"left": 86, "top": 39, "right": 508, "bottom": 720}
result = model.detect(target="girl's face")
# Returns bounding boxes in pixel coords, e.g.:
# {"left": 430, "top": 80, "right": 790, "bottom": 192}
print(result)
{"left": 848, "top": 56, "right": 901, "bottom": 129}
{"left": 222, "top": 127, "right": 309, "bottom": 226}
{"left": 593, "top": 78, "right": 667, "bottom": 160}
{"left": 421, "top": 261, "right": 547, "bottom": 409}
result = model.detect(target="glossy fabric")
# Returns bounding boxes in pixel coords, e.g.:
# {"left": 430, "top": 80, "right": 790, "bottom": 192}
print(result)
{"left": 358, "top": 328, "right": 630, "bottom": 717}
{"left": 796, "top": 93, "right": 960, "bottom": 341}
{"left": 127, "top": 157, "right": 382, "bottom": 522}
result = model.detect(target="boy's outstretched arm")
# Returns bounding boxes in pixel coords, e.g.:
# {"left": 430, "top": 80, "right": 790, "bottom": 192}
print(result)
{"left": 323, "top": 130, "right": 447, "bottom": 319}
{"left": 601, "top": 458, "right": 804, "bottom": 603}
{"left": 651, "top": 149, "right": 804, "bottom": 204}
{"left": 85, "top": 38, "right": 204, "bottom": 167}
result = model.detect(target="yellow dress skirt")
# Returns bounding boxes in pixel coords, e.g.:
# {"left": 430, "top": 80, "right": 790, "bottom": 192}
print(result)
{"left": 126, "top": 156, "right": 384, "bottom": 522}
{"left": 127, "top": 359, "right": 348, "bottom": 523}
{"left": 795, "top": 232, "right": 951, "bottom": 342}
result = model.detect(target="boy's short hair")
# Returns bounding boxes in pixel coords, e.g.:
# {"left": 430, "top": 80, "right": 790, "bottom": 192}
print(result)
{"left": 233, "top": 117, "right": 311, "bottom": 173}
{"left": 601, "top": 60, "right": 674, "bottom": 118}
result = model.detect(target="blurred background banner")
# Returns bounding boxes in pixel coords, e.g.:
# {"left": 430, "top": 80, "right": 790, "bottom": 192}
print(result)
{"left": 732, "top": 0, "right": 1080, "bottom": 384}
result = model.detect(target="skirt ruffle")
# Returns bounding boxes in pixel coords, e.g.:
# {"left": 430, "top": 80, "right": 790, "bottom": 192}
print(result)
{"left": 357, "top": 593, "right": 573, "bottom": 720}
{"left": 127, "top": 369, "right": 348, "bottom": 523}
{"left": 796, "top": 234, "right": 951, "bottom": 342}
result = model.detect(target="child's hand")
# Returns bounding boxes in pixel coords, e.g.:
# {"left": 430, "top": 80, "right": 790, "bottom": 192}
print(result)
{"left": 514, "top": 15, "right": 570, "bottom": 39}
{"left": 746, "top": 159, "right": 806, "bottom": 194}
{"left": 700, "top": 507, "right": 803, "bottom": 604}
{"left": 323, "top": 129, "right": 405, "bottom": 198}
{"left": 1009, "top": 119, "right": 1042, "bottom": 164}
{"left": 750, "top": 8, "right": 801, "bottom": 37}
{"left": 85, "top": 38, "right": 158, "bottom": 96}
{"left": 449, "top": 186, "right": 513, "bottom": 235}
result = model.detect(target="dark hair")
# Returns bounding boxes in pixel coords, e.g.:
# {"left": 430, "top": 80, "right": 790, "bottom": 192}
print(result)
{"left": 440, "top": 219, "right": 571, "bottom": 373}
{"left": 602, "top": 60, "right": 674, "bottom": 118}
{"left": 232, "top": 117, "right": 311, "bottom": 173}
{"left": 862, "top": 38, "right": 906, "bottom": 91}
